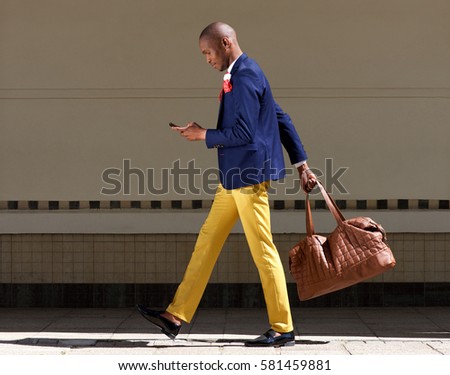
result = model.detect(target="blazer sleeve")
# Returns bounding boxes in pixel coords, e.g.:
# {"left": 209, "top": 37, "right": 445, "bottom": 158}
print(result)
{"left": 205, "top": 70, "right": 261, "bottom": 149}
{"left": 275, "top": 101, "right": 308, "bottom": 164}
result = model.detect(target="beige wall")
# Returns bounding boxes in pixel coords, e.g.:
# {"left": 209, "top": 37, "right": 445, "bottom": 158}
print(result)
{"left": 0, "top": 1, "right": 449, "bottom": 295}
{"left": 1, "top": 0, "right": 449, "bottom": 201}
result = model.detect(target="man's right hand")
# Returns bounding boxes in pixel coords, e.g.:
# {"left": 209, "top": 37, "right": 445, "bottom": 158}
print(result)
{"left": 173, "top": 122, "right": 207, "bottom": 141}
{"left": 298, "top": 163, "right": 318, "bottom": 193}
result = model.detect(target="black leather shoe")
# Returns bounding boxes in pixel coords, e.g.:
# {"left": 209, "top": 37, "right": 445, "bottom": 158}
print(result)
{"left": 244, "top": 329, "right": 295, "bottom": 347}
{"left": 137, "top": 305, "right": 181, "bottom": 339}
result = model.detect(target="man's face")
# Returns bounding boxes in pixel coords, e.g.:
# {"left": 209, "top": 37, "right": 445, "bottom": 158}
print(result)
{"left": 199, "top": 37, "right": 229, "bottom": 72}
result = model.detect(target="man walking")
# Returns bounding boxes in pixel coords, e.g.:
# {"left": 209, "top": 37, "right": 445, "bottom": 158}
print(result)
{"left": 138, "top": 22, "right": 316, "bottom": 347}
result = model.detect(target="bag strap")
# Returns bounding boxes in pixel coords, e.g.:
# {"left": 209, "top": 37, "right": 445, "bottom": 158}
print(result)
{"left": 316, "top": 181, "right": 346, "bottom": 224}
{"left": 305, "top": 193, "right": 315, "bottom": 236}
{"left": 305, "top": 181, "right": 346, "bottom": 237}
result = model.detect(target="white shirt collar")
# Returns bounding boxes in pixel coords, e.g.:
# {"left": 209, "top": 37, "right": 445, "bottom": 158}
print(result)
{"left": 227, "top": 54, "right": 242, "bottom": 73}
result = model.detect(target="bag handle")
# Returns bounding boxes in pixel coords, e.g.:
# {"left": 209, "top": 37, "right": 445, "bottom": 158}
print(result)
{"left": 305, "top": 181, "right": 346, "bottom": 237}
{"left": 305, "top": 193, "right": 315, "bottom": 237}
{"left": 317, "top": 181, "right": 346, "bottom": 224}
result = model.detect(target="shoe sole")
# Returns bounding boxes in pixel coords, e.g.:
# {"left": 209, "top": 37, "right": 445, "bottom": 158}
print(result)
{"left": 245, "top": 339, "right": 295, "bottom": 348}
{"left": 137, "top": 307, "right": 178, "bottom": 340}
{"left": 142, "top": 315, "right": 177, "bottom": 340}
{"left": 276, "top": 340, "right": 295, "bottom": 347}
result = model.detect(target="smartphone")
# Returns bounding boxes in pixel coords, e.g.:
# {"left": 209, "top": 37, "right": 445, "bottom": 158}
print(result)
{"left": 169, "top": 122, "right": 181, "bottom": 128}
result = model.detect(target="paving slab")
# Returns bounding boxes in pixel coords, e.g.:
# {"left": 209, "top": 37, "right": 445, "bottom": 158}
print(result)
{"left": 0, "top": 307, "right": 449, "bottom": 355}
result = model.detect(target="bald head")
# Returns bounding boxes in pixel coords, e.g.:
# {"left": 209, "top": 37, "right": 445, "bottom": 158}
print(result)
{"left": 198, "top": 22, "right": 243, "bottom": 72}
{"left": 199, "top": 22, "right": 238, "bottom": 44}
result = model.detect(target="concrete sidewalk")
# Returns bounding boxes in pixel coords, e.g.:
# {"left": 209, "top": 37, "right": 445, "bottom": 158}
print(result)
{"left": 0, "top": 307, "right": 449, "bottom": 355}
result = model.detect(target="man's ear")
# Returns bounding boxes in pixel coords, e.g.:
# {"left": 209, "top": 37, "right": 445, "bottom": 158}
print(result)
{"left": 221, "top": 37, "right": 232, "bottom": 49}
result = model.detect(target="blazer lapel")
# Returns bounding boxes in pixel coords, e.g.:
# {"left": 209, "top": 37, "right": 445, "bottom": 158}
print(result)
{"left": 216, "top": 53, "right": 248, "bottom": 129}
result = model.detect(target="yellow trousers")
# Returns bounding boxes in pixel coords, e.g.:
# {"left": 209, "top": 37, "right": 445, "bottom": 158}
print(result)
{"left": 166, "top": 182, "right": 293, "bottom": 333}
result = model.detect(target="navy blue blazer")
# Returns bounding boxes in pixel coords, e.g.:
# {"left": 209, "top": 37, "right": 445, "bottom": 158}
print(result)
{"left": 205, "top": 53, "right": 308, "bottom": 190}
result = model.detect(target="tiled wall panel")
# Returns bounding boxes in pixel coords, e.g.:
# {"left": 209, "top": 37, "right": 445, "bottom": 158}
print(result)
{"left": 1, "top": 233, "right": 449, "bottom": 285}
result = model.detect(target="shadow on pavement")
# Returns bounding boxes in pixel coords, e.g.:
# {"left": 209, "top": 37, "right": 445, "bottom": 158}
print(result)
{"left": 0, "top": 337, "right": 330, "bottom": 349}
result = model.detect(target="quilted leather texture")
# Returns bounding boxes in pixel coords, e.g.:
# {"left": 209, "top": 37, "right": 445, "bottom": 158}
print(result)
{"left": 289, "top": 217, "right": 396, "bottom": 301}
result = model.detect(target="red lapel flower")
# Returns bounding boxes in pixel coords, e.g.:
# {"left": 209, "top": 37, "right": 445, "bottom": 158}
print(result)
{"left": 223, "top": 72, "right": 232, "bottom": 93}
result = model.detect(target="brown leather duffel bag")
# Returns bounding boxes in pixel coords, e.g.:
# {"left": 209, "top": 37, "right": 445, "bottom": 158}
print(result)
{"left": 289, "top": 182, "right": 396, "bottom": 301}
